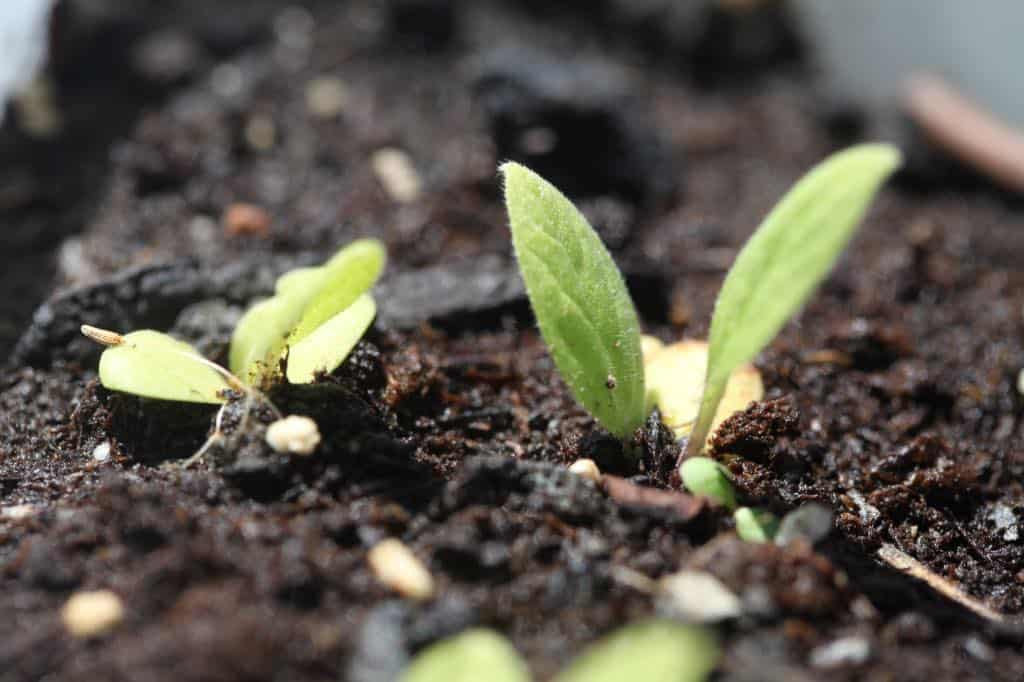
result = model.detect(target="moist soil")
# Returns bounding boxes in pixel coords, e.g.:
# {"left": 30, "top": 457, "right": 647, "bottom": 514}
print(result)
{"left": 3, "top": 1, "right": 1024, "bottom": 680}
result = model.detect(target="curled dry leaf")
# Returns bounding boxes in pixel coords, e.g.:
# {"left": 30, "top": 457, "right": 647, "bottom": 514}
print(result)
{"left": 645, "top": 339, "right": 763, "bottom": 447}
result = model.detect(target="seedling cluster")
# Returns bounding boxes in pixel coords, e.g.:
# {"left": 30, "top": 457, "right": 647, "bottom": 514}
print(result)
{"left": 503, "top": 145, "right": 900, "bottom": 512}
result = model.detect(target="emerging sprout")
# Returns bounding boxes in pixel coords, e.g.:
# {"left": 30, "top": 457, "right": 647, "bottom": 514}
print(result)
{"left": 553, "top": 619, "right": 718, "bottom": 682}
{"left": 401, "top": 628, "right": 530, "bottom": 682}
{"left": 230, "top": 238, "right": 386, "bottom": 386}
{"left": 685, "top": 144, "right": 901, "bottom": 455}
{"left": 733, "top": 506, "right": 779, "bottom": 543}
{"left": 679, "top": 456, "right": 736, "bottom": 510}
{"left": 501, "top": 162, "right": 645, "bottom": 441}
{"left": 400, "top": 621, "right": 718, "bottom": 682}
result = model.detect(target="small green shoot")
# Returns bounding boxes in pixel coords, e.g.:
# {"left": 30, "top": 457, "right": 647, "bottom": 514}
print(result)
{"left": 685, "top": 144, "right": 901, "bottom": 455}
{"left": 502, "top": 162, "right": 645, "bottom": 441}
{"left": 553, "top": 619, "right": 718, "bottom": 682}
{"left": 229, "top": 238, "right": 386, "bottom": 386}
{"left": 679, "top": 456, "right": 736, "bottom": 510}
{"left": 400, "top": 628, "right": 531, "bottom": 682}
{"left": 733, "top": 506, "right": 779, "bottom": 543}
{"left": 83, "top": 326, "right": 233, "bottom": 404}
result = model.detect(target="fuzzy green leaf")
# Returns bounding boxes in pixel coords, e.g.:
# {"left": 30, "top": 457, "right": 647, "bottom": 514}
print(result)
{"left": 687, "top": 144, "right": 901, "bottom": 454}
{"left": 553, "top": 620, "right": 718, "bottom": 682}
{"left": 286, "top": 293, "right": 377, "bottom": 383}
{"left": 401, "top": 629, "right": 531, "bottom": 682}
{"left": 290, "top": 238, "right": 386, "bottom": 343}
{"left": 502, "top": 162, "right": 645, "bottom": 440}
{"left": 98, "top": 330, "right": 229, "bottom": 404}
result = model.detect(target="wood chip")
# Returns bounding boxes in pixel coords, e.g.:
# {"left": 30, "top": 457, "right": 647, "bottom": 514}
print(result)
{"left": 906, "top": 73, "right": 1024, "bottom": 194}
{"left": 601, "top": 475, "right": 705, "bottom": 520}
{"left": 223, "top": 202, "right": 271, "bottom": 238}
{"left": 367, "top": 539, "right": 435, "bottom": 601}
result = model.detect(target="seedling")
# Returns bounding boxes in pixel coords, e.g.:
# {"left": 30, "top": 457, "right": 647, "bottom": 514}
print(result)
{"left": 684, "top": 144, "right": 901, "bottom": 455}
{"left": 400, "top": 620, "right": 718, "bottom": 682}
{"left": 502, "top": 162, "right": 645, "bottom": 441}
{"left": 679, "top": 456, "right": 736, "bottom": 510}
{"left": 82, "top": 239, "right": 386, "bottom": 464}
{"left": 733, "top": 506, "right": 779, "bottom": 543}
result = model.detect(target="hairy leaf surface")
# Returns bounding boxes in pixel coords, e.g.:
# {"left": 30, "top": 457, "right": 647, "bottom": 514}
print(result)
{"left": 687, "top": 144, "right": 901, "bottom": 453}
{"left": 502, "top": 162, "right": 644, "bottom": 440}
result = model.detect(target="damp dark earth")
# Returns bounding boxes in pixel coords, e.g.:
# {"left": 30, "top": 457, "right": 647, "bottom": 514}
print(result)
{"left": 4, "top": 2, "right": 1024, "bottom": 680}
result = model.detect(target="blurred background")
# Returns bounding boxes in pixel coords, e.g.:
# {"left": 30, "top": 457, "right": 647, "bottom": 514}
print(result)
{"left": 2, "top": 0, "right": 1022, "bottom": 353}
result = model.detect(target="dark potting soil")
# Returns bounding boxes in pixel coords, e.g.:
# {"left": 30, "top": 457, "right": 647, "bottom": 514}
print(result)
{"left": 3, "top": 1, "right": 1024, "bottom": 680}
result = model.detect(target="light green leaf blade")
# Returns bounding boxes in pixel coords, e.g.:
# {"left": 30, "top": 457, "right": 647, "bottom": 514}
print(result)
{"left": 400, "top": 629, "right": 531, "bottom": 682}
{"left": 275, "top": 266, "right": 326, "bottom": 295}
{"left": 554, "top": 620, "right": 718, "bottom": 682}
{"left": 289, "top": 238, "right": 386, "bottom": 344}
{"left": 99, "top": 330, "right": 228, "bottom": 404}
{"left": 501, "top": 162, "right": 645, "bottom": 441}
{"left": 286, "top": 293, "right": 376, "bottom": 384}
{"left": 679, "top": 456, "right": 737, "bottom": 510}
{"left": 687, "top": 143, "right": 902, "bottom": 454}
{"left": 229, "top": 292, "right": 309, "bottom": 385}
{"left": 734, "top": 506, "right": 779, "bottom": 543}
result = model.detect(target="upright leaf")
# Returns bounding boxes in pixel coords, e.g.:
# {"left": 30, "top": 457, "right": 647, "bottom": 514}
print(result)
{"left": 502, "top": 162, "right": 645, "bottom": 441}
{"left": 686, "top": 144, "right": 901, "bottom": 454}
{"left": 553, "top": 620, "right": 718, "bottom": 682}
{"left": 98, "top": 330, "right": 229, "bottom": 404}
{"left": 401, "top": 629, "right": 531, "bottom": 682}
{"left": 286, "top": 293, "right": 377, "bottom": 383}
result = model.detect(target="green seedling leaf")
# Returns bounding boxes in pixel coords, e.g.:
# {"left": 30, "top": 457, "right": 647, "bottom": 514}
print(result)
{"left": 502, "top": 162, "right": 645, "bottom": 441}
{"left": 687, "top": 144, "right": 901, "bottom": 455}
{"left": 734, "top": 506, "right": 779, "bottom": 543}
{"left": 290, "top": 238, "right": 386, "bottom": 343}
{"left": 286, "top": 293, "right": 377, "bottom": 383}
{"left": 553, "top": 619, "right": 718, "bottom": 682}
{"left": 89, "top": 328, "right": 229, "bottom": 404}
{"left": 679, "top": 456, "right": 736, "bottom": 510}
{"left": 401, "top": 629, "right": 531, "bottom": 682}
{"left": 229, "top": 238, "right": 386, "bottom": 385}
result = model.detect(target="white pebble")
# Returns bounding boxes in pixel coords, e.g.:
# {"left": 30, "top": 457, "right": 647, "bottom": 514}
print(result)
{"left": 305, "top": 75, "right": 348, "bottom": 118}
{"left": 809, "top": 636, "right": 872, "bottom": 668}
{"left": 1, "top": 504, "right": 35, "bottom": 520}
{"left": 265, "top": 415, "right": 321, "bottom": 456}
{"left": 568, "top": 458, "right": 601, "bottom": 483}
{"left": 92, "top": 441, "right": 111, "bottom": 462}
{"left": 371, "top": 147, "right": 422, "bottom": 203}
{"left": 658, "top": 570, "right": 743, "bottom": 623}
{"left": 367, "top": 538, "right": 435, "bottom": 601}
{"left": 61, "top": 590, "right": 125, "bottom": 638}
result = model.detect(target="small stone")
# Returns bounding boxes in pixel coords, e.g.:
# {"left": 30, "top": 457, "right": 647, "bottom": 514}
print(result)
{"left": 305, "top": 76, "right": 348, "bottom": 119}
{"left": 244, "top": 115, "right": 276, "bottom": 151}
{"left": 775, "top": 503, "right": 834, "bottom": 546}
{"left": 1, "top": 504, "right": 36, "bottom": 520}
{"left": 265, "top": 415, "right": 321, "bottom": 456}
{"left": 568, "top": 458, "right": 601, "bottom": 483}
{"left": 1017, "top": 369, "right": 1024, "bottom": 396}
{"left": 61, "top": 590, "right": 125, "bottom": 638}
{"left": 658, "top": 570, "right": 742, "bottom": 623}
{"left": 223, "top": 202, "right": 271, "bottom": 237}
{"left": 988, "top": 503, "right": 1019, "bottom": 542}
{"left": 371, "top": 148, "right": 422, "bottom": 203}
{"left": 92, "top": 441, "right": 111, "bottom": 462}
{"left": 809, "top": 636, "right": 872, "bottom": 668}
{"left": 367, "top": 538, "right": 435, "bottom": 601}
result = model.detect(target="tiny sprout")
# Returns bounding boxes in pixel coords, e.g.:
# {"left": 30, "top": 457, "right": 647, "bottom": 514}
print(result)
{"left": 685, "top": 144, "right": 901, "bottom": 455}
{"left": 733, "top": 506, "right": 779, "bottom": 543}
{"left": 679, "top": 457, "right": 736, "bottom": 510}
{"left": 400, "top": 629, "right": 529, "bottom": 682}
{"left": 553, "top": 619, "right": 718, "bottom": 682}
{"left": 501, "top": 162, "right": 645, "bottom": 443}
